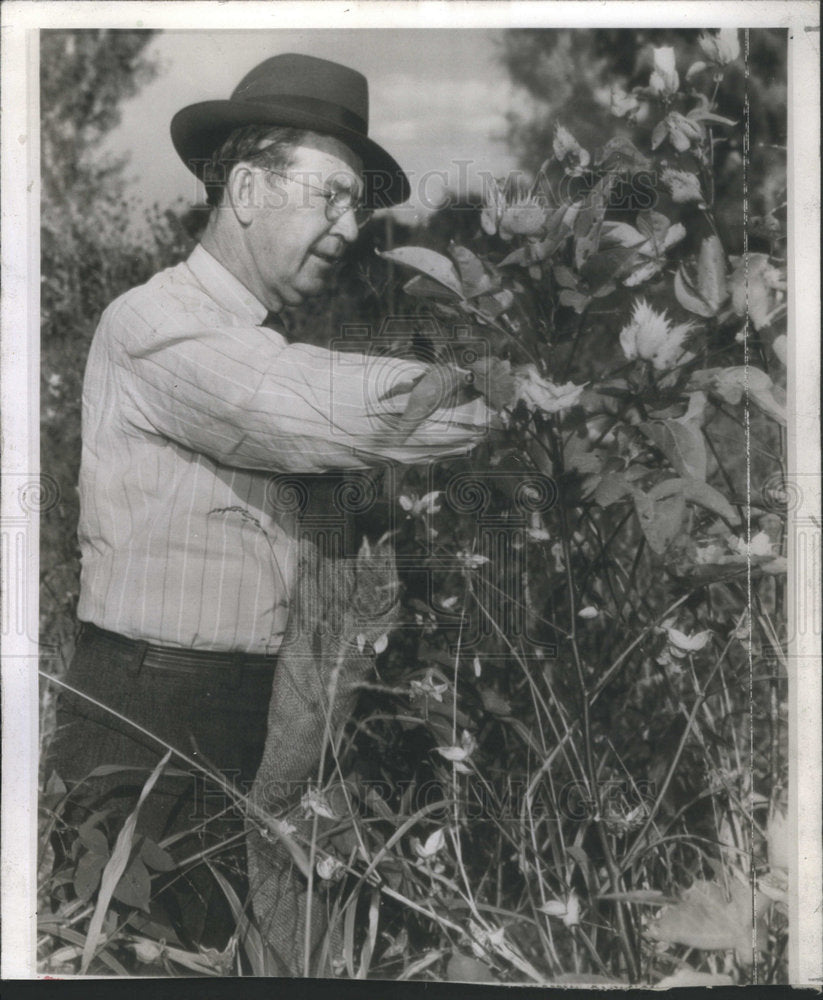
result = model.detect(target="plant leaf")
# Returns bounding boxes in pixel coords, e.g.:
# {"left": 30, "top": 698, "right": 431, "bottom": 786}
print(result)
{"left": 633, "top": 482, "right": 686, "bottom": 554}
{"left": 81, "top": 750, "right": 171, "bottom": 973}
{"left": 573, "top": 178, "right": 612, "bottom": 268}
{"left": 639, "top": 420, "right": 707, "bottom": 482}
{"left": 651, "top": 120, "right": 667, "bottom": 149}
{"left": 403, "top": 274, "right": 461, "bottom": 301}
{"left": 597, "top": 889, "right": 675, "bottom": 904}
{"left": 139, "top": 837, "right": 176, "bottom": 873}
{"left": 480, "top": 687, "right": 512, "bottom": 716}
{"left": 594, "top": 136, "right": 651, "bottom": 171}
{"left": 696, "top": 235, "right": 728, "bottom": 313}
{"left": 674, "top": 265, "right": 715, "bottom": 317}
{"left": 553, "top": 264, "right": 578, "bottom": 288}
{"left": 594, "top": 472, "right": 632, "bottom": 508}
{"left": 73, "top": 850, "right": 107, "bottom": 902}
{"left": 378, "top": 246, "right": 464, "bottom": 298}
{"left": 449, "top": 244, "right": 495, "bottom": 299}
{"left": 635, "top": 210, "right": 670, "bottom": 251}
{"left": 77, "top": 825, "right": 109, "bottom": 858}
{"left": 646, "top": 877, "right": 769, "bottom": 962}
{"left": 206, "top": 861, "right": 278, "bottom": 976}
{"left": 680, "top": 477, "right": 741, "bottom": 524}
{"left": 559, "top": 289, "right": 591, "bottom": 313}
{"left": 112, "top": 855, "right": 151, "bottom": 912}
{"left": 467, "top": 357, "right": 516, "bottom": 411}
{"left": 446, "top": 952, "right": 495, "bottom": 982}
{"left": 395, "top": 365, "right": 468, "bottom": 438}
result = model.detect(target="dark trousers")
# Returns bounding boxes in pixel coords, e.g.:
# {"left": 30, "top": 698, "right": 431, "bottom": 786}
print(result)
{"left": 43, "top": 623, "right": 277, "bottom": 950}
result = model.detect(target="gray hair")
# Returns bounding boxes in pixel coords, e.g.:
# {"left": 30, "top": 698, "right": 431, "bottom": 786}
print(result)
{"left": 202, "top": 124, "right": 308, "bottom": 208}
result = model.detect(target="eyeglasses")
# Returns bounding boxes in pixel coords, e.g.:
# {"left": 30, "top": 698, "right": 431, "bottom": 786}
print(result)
{"left": 260, "top": 168, "right": 374, "bottom": 229}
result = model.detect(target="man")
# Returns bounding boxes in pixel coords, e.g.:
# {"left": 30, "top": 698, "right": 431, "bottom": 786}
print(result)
{"left": 45, "top": 53, "right": 488, "bottom": 950}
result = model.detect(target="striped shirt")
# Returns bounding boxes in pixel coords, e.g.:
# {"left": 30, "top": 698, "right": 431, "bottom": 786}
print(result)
{"left": 76, "top": 244, "right": 490, "bottom": 654}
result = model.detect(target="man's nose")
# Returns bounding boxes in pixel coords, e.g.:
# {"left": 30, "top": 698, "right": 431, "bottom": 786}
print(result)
{"left": 328, "top": 206, "right": 360, "bottom": 244}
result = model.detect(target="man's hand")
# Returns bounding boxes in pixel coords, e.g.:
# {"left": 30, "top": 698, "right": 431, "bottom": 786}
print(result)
{"left": 385, "top": 356, "right": 516, "bottom": 442}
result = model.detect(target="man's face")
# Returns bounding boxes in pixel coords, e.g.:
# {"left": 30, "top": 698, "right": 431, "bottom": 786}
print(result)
{"left": 246, "top": 134, "right": 364, "bottom": 308}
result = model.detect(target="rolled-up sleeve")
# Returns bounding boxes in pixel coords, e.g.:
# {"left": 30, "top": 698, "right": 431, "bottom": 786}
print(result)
{"left": 109, "top": 292, "right": 491, "bottom": 473}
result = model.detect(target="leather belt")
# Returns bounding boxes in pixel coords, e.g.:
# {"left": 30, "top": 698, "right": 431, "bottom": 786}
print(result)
{"left": 80, "top": 622, "right": 278, "bottom": 675}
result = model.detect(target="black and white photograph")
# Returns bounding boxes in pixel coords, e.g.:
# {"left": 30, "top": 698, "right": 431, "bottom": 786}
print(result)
{"left": 1, "top": 0, "right": 820, "bottom": 987}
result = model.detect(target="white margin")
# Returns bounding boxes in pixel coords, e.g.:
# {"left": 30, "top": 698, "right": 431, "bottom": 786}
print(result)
{"left": 1, "top": 16, "right": 41, "bottom": 981}
{"left": 1, "top": 0, "right": 820, "bottom": 984}
{"left": 786, "top": 9, "right": 822, "bottom": 987}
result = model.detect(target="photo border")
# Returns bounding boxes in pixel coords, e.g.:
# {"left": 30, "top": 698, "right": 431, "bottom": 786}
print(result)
{"left": 2, "top": 0, "right": 819, "bottom": 984}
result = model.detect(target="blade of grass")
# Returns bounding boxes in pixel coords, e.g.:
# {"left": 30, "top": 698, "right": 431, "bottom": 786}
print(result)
{"left": 40, "top": 925, "right": 130, "bottom": 976}
{"left": 357, "top": 886, "right": 381, "bottom": 979}
{"left": 343, "top": 880, "right": 361, "bottom": 979}
{"left": 205, "top": 860, "right": 277, "bottom": 977}
{"left": 80, "top": 749, "right": 171, "bottom": 973}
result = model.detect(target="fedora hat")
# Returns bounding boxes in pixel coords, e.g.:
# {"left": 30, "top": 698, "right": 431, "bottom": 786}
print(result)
{"left": 171, "top": 52, "right": 410, "bottom": 208}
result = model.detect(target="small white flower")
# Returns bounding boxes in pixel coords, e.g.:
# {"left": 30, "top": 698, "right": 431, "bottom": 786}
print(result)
{"left": 552, "top": 124, "right": 591, "bottom": 173}
{"left": 413, "top": 827, "right": 447, "bottom": 860}
{"left": 699, "top": 29, "right": 741, "bottom": 66}
{"left": 457, "top": 551, "right": 490, "bottom": 570}
{"left": 268, "top": 817, "right": 297, "bottom": 839}
{"left": 666, "top": 625, "right": 712, "bottom": 654}
{"left": 732, "top": 613, "right": 751, "bottom": 641}
{"left": 373, "top": 633, "right": 389, "bottom": 655}
{"left": 473, "top": 656, "right": 482, "bottom": 677}
{"left": 399, "top": 491, "right": 442, "bottom": 517}
{"left": 731, "top": 530, "right": 774, "bottom": 558}
{"left": 500, "top": 195, "right": 549, "bottom": 239}
{"left": 609, "top": 85, "right": 641, "bottom": 119}
{"left": 316, "top": 855, "right": 345, "bottom": 881}
{"left": 480, "top": 177, "right": 506, "bottom": 236}
{"left": 301, "top": 787, "right": 337, "bottom": 820}
{"left": 435, "top": 730, "right": 477, "bottom": 768}
{"left": 551, "top": 542, "right": 566, "bottom": 573}
{"left": 540, "top": 892, "right": 580, "bottom": 927}
{"left": 649, "top": 46, "right": 679, "bottom": 97}
{"left": 468, "top": 920, "right": 506, "bottom": 958}
{"left": 527, "top": 527, "right": 551, "bottom": 542}
{"left": 131, "top": 939, "right": 165, "bottom": 964}
{"left": 578, "top": 606, "right": 599, "bottom": 619}
{"left": 514, "top": 365, "right": 586, "bottom": 414}
{"left": 661, "top": 168, "right": 703, "bottom": 204}
{"left": 694, "top": 541, "right": 727, "bottom": 565}
{"left": 410, "top": 669, "right": 448, "bottom": 703}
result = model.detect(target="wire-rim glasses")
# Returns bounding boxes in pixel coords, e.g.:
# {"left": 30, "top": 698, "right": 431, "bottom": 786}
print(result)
{"left": 260, "top": 167, "right": 373, "bottom": 229}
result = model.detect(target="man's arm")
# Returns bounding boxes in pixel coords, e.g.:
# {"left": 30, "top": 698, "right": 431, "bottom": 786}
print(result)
{"left": 108, "top": 295, "right": 491, "bottom": 473}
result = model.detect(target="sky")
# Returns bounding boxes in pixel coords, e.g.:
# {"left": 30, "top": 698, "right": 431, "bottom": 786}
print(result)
{"left": 103, "top": 29, "right": 523, "bottom": 226}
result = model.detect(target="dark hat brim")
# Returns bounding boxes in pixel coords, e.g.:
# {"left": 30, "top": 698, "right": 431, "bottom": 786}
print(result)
{"left": 171, "top": 99, "right": 410, "bottom": 209}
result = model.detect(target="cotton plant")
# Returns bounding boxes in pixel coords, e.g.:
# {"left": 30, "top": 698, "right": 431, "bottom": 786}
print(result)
{"left": 618, "top": 298, "right": 696, "bottom": 372}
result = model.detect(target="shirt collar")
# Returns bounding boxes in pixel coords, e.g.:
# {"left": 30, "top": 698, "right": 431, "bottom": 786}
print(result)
{"left": 186, "top": 244, "right": 269, "bottom": 327}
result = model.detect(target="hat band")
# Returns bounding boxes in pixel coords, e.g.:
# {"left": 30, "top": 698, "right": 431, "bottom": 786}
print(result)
{"left": 235, "top": 94, "right": 366, "bottom": 137}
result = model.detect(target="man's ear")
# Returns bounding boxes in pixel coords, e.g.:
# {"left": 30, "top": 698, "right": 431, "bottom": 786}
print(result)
{"left": 225, "top": 163, "right": 257, "bottom": 225}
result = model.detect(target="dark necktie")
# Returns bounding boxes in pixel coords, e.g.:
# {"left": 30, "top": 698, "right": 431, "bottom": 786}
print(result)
{"left": 262, "top": 310, "right": 293, "bottom": 341}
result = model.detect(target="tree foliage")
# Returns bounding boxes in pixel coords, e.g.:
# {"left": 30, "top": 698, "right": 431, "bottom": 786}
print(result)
{"left": 499, "top": 28, "right": 787, "bottom": 251}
